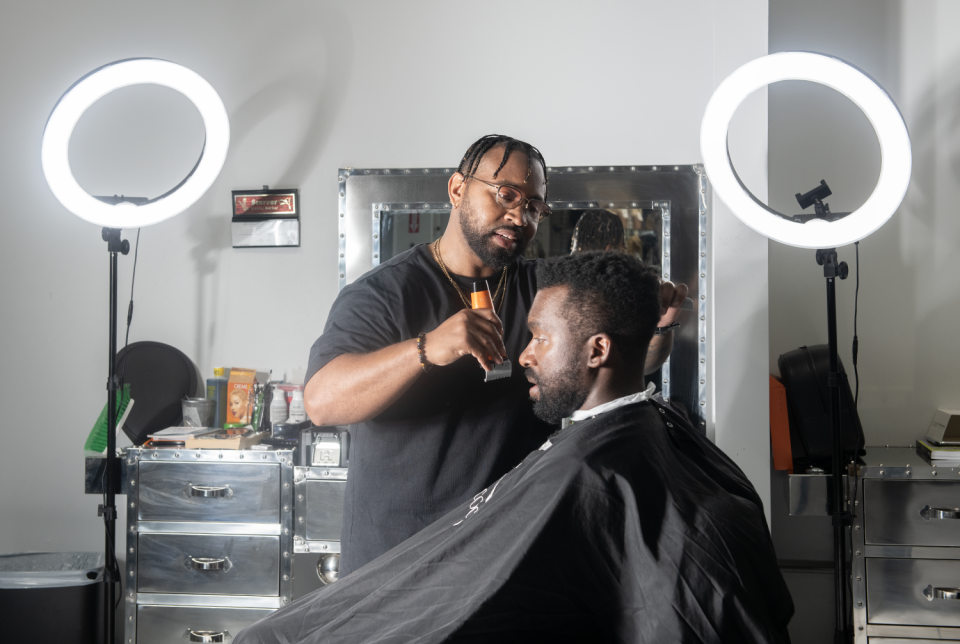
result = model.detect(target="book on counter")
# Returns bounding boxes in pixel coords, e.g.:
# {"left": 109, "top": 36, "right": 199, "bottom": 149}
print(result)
{"left": 916, "top": 439, "right": 960, "bottom": 461}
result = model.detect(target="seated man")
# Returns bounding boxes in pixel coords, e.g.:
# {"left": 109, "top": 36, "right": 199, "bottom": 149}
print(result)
{"left": 236, "top": 252, "right": 793, "bottom": 644}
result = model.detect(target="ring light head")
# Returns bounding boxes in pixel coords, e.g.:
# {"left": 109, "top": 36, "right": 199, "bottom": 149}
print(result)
{"left": 41, "top": 58, "right": 230, "bottom": 228}
{"left": 700, "top": 52, "right": 911, "bottom": 249}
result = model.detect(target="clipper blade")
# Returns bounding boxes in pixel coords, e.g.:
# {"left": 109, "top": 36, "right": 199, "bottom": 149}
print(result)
{"left": 485, "top": 359, "right": 512, "bottom": 382}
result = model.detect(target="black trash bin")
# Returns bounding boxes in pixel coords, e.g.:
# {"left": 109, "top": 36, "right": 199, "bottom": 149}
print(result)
{"left": 0, "top": 552, "right": 105, "bottom": 644}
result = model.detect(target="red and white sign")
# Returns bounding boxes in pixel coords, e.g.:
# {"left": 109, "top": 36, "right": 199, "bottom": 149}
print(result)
{"left": 409, "top": 212, "right": 420, "bottom": 233}
{"left": 234, "top": 192, "right": 296, "bottom": 216}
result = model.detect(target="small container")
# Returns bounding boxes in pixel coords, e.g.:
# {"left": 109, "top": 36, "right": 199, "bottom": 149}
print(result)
{"left": 182, "top": 398, "right": 216, "bottom": 427}
{"left": 287, "top": 390, "right": 307, "bottom": 424}
{"left": 270, "top": 385, "right": 289, "bottom": 430}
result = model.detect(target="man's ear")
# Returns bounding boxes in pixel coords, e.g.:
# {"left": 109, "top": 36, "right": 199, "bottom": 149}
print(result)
{"left": 585, "top": 333, "right": 613, "bottom": 368}
{"left": 448, "top": 172, "right": 466, "bottom": 209}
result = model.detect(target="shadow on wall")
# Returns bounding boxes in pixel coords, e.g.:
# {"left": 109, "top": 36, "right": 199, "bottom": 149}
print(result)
{"left": 182, "top": 8, "right": 355, "bottom": 366}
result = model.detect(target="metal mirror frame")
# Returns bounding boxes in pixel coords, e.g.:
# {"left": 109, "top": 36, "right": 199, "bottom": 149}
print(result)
{"left": 337, "top": 165, "right": 709, "bottom": 428}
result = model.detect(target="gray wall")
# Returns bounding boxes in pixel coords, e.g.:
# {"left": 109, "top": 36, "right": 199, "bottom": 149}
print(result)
{"left": 0, "top": 0, "right": 769, "bottom": 556}
{"left": 769, "top": 0, "right": 960, "bottom": 447}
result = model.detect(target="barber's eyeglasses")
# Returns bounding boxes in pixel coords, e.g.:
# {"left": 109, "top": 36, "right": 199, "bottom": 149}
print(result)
{"left": 464, "top": 175, "right": 551, "bottom": 222}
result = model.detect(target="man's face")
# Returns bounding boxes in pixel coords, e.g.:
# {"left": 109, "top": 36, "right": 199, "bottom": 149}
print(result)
{"left": 456, "top": 147, "right": 545, "bottom": 268}
{"left": 519, "top": 286, "right": 592, "bottom": 424}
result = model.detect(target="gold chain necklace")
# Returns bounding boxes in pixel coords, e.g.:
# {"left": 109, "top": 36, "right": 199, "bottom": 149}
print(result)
{"left": 432, "top": 238, "right": 507, "bottom": 312}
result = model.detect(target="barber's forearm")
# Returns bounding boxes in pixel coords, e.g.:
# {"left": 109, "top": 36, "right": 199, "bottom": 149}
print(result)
{"left": 304, "top": 341, "right": 422, "bottom": 426}
{"left": 644, "top": 332, "right": 673, "bottom": 376}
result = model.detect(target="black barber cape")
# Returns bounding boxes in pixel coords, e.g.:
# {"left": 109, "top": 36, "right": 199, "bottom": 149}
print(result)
{"left": 236, "top": 401, "right": 793, "bottom": 643}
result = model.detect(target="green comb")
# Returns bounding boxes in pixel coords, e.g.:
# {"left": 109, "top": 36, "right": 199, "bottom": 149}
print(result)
{"left": 84, "top": 383, "right": 132, "bottom": 453}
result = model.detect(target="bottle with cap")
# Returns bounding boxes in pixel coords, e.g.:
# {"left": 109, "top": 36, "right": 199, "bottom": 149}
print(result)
{"left": 287, "top": 389, "right": 307, "bottom": 424}
{"left": 270, "top": 385, "right": 289, "bottom": 431}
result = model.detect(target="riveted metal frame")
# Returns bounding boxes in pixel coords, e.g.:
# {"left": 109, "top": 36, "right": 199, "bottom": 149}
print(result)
{"left": 294, "top": 466, "right": 349, "bottom": 554}
{"left": 696, "top": 166, "right": 708, "bottom": 428}
{"left": 124, "top": 448, "right": 295, "bottom": 643}
{"left": 342, "top": 165, "right": 707, "bottom": 426}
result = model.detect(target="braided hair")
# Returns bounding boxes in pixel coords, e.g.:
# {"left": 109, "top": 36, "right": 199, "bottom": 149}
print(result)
{"left": 570, "top": 209, "right": 626, "bottom": 253}
{"left": 456, "top": 134, "right": 549, "bottom": 198}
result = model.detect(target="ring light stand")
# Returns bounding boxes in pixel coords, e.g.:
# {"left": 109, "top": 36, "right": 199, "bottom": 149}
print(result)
{"left": 41, "top": 58, "right": 229, "bottom": 644}
{"left": 701, "top": 52, "right": 911, "bottom": 643}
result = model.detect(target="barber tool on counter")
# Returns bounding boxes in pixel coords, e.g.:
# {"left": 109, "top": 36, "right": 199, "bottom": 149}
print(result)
{"left": 472, "top": 280, "right": 512, "bottom": 382}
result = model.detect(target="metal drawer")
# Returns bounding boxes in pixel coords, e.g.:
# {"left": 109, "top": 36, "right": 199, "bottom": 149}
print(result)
{"left": 138, "top": 462, "right": 280, "bottom": 523}
{"left": 137, "top": 533, "right": 280, "bottom": 596}
{"left": 865, "top": 480, "right": 960, "bottom": 546}
{"left": 304, "top": 480, "right": 345, "bottom": 541}
{"left": 136, "top": 605, "right": 272, "bottom": 644}
{"left": 867, "top": 558, "right": 960, "bottom": 627}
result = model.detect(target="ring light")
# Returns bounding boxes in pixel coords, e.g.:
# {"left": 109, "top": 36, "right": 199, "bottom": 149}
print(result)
{"left": 41, "top": 58, "right": 230, "bottom": 228}
{"left": 700, "top": 52, "right": 911, "bottom": 248}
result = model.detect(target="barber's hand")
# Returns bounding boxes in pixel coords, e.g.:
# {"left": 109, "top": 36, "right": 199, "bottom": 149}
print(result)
{"left": 424, "top": 309, "right": 507, "bottom": 372}
{"left": 659, "top": 281, "right": 689, "bottom": 327}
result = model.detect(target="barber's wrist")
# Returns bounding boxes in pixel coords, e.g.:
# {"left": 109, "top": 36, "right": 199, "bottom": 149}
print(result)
{"left": 417, "top": 332, "right": 433, "bottom": 373}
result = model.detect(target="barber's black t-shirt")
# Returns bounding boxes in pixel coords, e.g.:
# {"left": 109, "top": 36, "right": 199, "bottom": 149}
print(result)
{"left": 306, "top": 244, "right": 555, "bottom": 575}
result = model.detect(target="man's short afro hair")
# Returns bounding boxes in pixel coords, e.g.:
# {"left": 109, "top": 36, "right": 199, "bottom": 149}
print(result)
{"left": 536, "top": 251, "right": 661, "bottom": 365}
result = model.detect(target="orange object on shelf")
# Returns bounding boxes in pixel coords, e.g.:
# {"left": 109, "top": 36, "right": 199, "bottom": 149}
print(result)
{"left": 770, "top": 375, "right": 793, "bottom": 472}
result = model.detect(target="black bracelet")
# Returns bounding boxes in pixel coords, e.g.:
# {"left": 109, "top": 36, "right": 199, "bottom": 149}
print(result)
{"left": 417, "top": 332, "right": 432, "bottom": 372}
{"left": 654, "top": 322, "right": 681, "bottom": 336}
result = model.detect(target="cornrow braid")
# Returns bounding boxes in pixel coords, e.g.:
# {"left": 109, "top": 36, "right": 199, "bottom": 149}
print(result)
{"left": 456, "top": 134, "right": 549, "bottom": 198}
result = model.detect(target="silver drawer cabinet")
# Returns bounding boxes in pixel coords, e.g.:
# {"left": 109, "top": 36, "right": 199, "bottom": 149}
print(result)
{"left": 854, "top": 448, "right": 960, "bottom": 642}
{"left": 125, "top": 449, "right": 295, "bottom": 644}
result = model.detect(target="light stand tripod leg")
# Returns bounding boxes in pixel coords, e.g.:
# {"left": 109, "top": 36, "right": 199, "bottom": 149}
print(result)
{"left": 101, "top": 228, "right": 129, "bottom": 644}
{"left": 818, "top": 248, "right": 851, "bottom": 644}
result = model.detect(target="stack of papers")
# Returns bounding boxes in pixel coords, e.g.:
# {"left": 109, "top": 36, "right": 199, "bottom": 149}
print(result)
{"left": 916, "top": 439, "right": 960, "bottom": 461}
{"left": 147, "top": 427, "right": 217, "bottom": 441}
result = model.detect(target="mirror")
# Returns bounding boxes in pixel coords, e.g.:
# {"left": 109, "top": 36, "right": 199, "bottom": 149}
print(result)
{"left": 338, "top": 166, "right": 708, "bottom": 428}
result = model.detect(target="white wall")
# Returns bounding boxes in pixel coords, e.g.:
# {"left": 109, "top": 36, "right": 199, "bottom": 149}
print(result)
{"left": 769, "top": 0, "right": 960, "bottom": 447}
{"left": 0, "top": 0, "right": 769, "bottom": 556}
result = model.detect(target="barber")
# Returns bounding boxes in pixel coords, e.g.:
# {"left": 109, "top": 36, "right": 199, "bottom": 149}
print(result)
{"left": 304, "top": 135, "right": 686, "bottom": 576}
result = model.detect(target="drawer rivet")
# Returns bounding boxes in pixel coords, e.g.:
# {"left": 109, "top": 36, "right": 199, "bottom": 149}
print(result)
{"left": 129, "top": 502, "right": 135, "bottom": 508}
{"left": 129, "top": 616, "right": 133, "bottom": 621}
{"left": 263, "top": 455, "right": 267, "bottom": 460}
{"left": 933, "top": 471, "right": 937, "bottom": 475}
{"left": 855, "top": 551, "right": 861, "bottom": 556}
{"left": 175, "top": 453, "right": 180, "bottom": 458}
{"left": 219, "top": 454, "right": 223, "bottom": 459}
{"left": 129, "top": 570, "right": 134, "bottom": 576}
{"left": 284, "top": 483, "right": 290, "bottom": 488}
{"left": 879, "top": 470, "right": 884, "bottom": 475}
{"left": 195, "top": 453, "right": 200, "bottom": 458}
{"left": 284, "top": 506, "right": 289, "bottom": 511}
{"left": 130, "top": 480, "right": 136, "bottom": 486}
{"left": 855, "top": 525, "right": 860, "bottom": 530}
{"left": 239, "top": 455, "right": 244, "bottom": 459}
{"left": 283, "top": 552, "right": 289, "bottom": 558}
{"left": 906, "top": 471, "right": 911, "bottom": 475}
{"left": 322, "top": 545, "right": 328, "bottom": 550}
{"left": 283, "top": 597, "right": 289, "bottom": 603}
{"left": 284, "top": 528, "right": 289, "bottom": 534}
{"left": 857, "top": 601, "right": 862, "bottom": 606}
{"left": 129, "top": 547, "right": 134, "bottom": 553}
{"left": 152, "top": 453, "right": 158, "bottom": 459}
{"left": 283, "top": 574, "right": 289, "bottom": 580}
{"left": 298, "top": 495, "right": 304, "bottom": 501}
{"left": 856, "top": 576, "right": 861, "bottom": 581}
{"left": 858, "top": 627, "right": 863, "bottom": 631}
{"left": 299, "top": 517, "right": 305, "bottom": 523}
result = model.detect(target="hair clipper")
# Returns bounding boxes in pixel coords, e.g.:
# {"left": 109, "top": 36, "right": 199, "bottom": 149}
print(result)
{"left": 471, "top": 281, "right": 512, "bottom": 382}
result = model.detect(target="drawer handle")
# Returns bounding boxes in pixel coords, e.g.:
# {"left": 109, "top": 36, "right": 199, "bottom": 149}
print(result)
{"left": 189, "top": 484, "right": 230, "bottom": 498}
{"left": 189, "top": 631, "right": 225, "bottom": 643}
{"left": 920, "top": 505, "right": 960, "bottom": 520}
{"left": 190, "top": 557, "right": 226, "bottom": 571}
{"left": 924, "top": 585, "right": 960, "bottom": 601}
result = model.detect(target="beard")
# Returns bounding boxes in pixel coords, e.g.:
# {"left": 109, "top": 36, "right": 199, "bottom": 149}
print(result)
{"left": 458, "top": 194, "right": 529, "bottom": 269}
{"left": 525, "top": 354, "right": 591, "bottom": 425}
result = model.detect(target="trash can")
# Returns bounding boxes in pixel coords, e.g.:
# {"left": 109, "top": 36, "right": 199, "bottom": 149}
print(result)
{"left": 0, "top": 552, "right": 105, "bottom": 644}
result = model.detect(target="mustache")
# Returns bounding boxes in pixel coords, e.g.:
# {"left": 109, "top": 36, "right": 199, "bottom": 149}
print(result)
{"left": 524, "top": 367, "right": 539, "bottom": 384}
